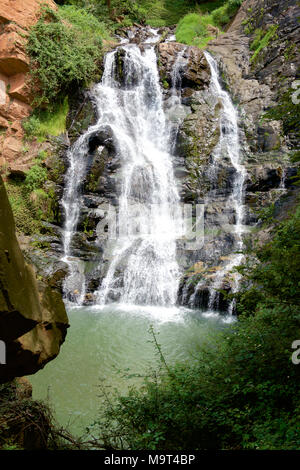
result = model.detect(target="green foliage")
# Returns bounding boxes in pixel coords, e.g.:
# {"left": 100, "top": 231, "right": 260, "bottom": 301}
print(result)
{"left": 58, "top": 0, "right": 228, "bottom": 28}
{"left": 175, "top": 0, "right": 242, "bottom": 48}
{"left": 59, "top": 5, "right": 111, "bottom": 39}
{"left": 236, "top": 203, "right": 300, "bottom": 316}
{"left": 23, "top": 97, "right": 69, "bottom": 140}
{"left": 263, "top": 85, "right": 300, "bottom": 143}
{"left": 211, "top": 0, "right": 242, "bottom": 27}
{"left": 25, "top": 165, "right": 48, "bottom": 192}
{"left": 27, "top": 6, "right": 107, "bottom": 105}
{"left": 250, "top": 25, "right": 278, "bottom": 64}
{"left": 5, "top": 155, "right": 56, "bottom": 235}
{"left": 22, "top": 115, "right": 40, "bottom": 137}
{"left": 5, "top": 181, "right": 41, "bottom": 235}
{"left": 176, "top": 13, "right": 212, "bottom": 46}
{"left": 88, "top": 203, "right": 300, "bottom": 450}
{"left": 255, "top": 202, "right": 276, "bottom": 226}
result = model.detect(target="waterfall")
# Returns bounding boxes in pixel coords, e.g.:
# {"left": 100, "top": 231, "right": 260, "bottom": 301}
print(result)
{"left": 61, "top": 42, "right": 246, "bottom": 313}
{"left": 95, "top": 45, "right": 185, "bottom": 306}
{"left": 203, "top": 52, "right": 246, "bottom": 313}
{"left": 61, "top": 134, "right": 90, "bottom": 305}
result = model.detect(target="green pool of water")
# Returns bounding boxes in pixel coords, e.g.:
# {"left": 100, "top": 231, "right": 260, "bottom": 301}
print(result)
{"left": 29, "top": 304, "right": 232, "bottom": 437}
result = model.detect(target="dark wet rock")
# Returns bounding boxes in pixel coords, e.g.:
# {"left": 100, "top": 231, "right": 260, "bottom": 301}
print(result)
{"left": 157, "top": 42, "right": 211, "bottom": 90}
{"left": 257, "top": 124, "right": 281, "bottom": 152}
{"left": 177, "top": 258, "right": 237, "bottom": 312}
{"left": 245, "top": 166, "right": 282, "bottom": 192}
{"left": 176, "top": 90, "right": 221, "bottom": 202}
{"left": 67, "top": 89, "right": 98, "bottom": 144}
{"left": 88, "top": 126, "right": 115, "bottom": 153}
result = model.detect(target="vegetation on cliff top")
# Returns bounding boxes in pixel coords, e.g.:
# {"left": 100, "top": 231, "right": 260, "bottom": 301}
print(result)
{"left": 27, "top": 6, "right": 109, "bottom": 106}
{"left": 5, "top": 150, "right": 58, "bottom": 236}
{"left": 56, "top": 0, "right": 206, "bottom": 28}
{"left": 175, "top": 0, "right": 243, "bottom": 47}
{"left": 55, "top": 0, "right": 241, "bottom": 33}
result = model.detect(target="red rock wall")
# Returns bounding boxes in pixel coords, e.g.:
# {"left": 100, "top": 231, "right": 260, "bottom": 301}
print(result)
{"left": 0, "top": 0, "right": 57, "bottom": 172}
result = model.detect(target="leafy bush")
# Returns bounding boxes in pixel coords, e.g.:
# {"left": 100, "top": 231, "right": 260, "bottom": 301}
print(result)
{"left": 22, "top": 116, "right": 41, "bottom": 137}
{"left": 27, "top": 7, "right": 106, "bottom": 105}
{"left": 5, "top": 182, "right": 40, "bottom": 235}
{"left": 57, "top": 0, "right": 226, "bottom": 28}
{"left": 59, "top": 5, "right": 111, "bottom": 39}
{"left": 25, "top": 164, "right": 48, "bottom": 192}
{"left": 236, "top": 203, "right": 300, "bottom": 316}
{"left": 5, "top": 156, "right": 54, "bottom": 234}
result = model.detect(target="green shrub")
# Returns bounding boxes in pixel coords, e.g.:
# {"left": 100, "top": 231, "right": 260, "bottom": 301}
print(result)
{"left": 59, "top": 5, "right": 111, "bottom": 40}
{"left": 27, "top": 6, "right": 106, "bottom": 105}
{"left": 22, "top": 116, "right": 41, "bottom": 137}
{"left": 25, "top": 164, "right": 48, "bottom": 192}
{"left": 211, "top": 4, "right": 230, "bottom": 26}
{"left": 211, "top": 0, "right": 242, "bottom": 27}
{"left": 61, "top": 0, "right": 227, "bottom": 29}
{"left": 176, "top": 13, "right": 213, "bottom": 46}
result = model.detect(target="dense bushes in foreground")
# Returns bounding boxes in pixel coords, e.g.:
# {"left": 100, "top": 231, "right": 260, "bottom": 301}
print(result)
{"left": 88, "top": 203, "right": 300, "bottom": 450}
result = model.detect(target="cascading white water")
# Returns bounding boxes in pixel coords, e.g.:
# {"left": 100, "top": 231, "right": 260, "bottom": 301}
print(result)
{"left": 61, "top": 134, "right": 90, "bottom": 305}
{"left": 204, "top": 52, "right": 247, "bottom": 313}
{"left": 96, "top": 45, "right": 185, "bottom": 306}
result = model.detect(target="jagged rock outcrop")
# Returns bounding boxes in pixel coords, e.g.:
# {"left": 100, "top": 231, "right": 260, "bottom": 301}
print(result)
{"left": 158, "top": 42, "right": 210, "bottom": 89}
{"left": 0, "top": 175, "right": 69, "bottom": 383}
{"left": 0, "top": 0, "right": 57, "bottom": 172}
{"left": 175, "top": 0, "right": 300, "bottom": 310}
{"left": 157, "top": 43, "right": 215, "bottom": 203}
{"left": 207, "top": 0, "right": 300, "bottom": 149}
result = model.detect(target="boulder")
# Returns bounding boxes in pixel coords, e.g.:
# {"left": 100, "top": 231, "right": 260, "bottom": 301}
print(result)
{"left": 0, "top": 175, "right": 69, "bottom": 383}
{"left": 157, "top": 42, "right": 210, "bottom": 89}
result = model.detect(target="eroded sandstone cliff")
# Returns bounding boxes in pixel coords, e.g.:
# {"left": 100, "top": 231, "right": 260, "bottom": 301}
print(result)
{"left": 0, "top": 175, "right": 68, "bottom": 383}
{"left": 0, "top": 0, "right": 56, "bottom": 173}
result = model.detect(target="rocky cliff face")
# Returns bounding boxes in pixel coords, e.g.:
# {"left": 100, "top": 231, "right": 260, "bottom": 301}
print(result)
{"left": 0, "top": 0, "right": 56, "bottom": 173}
{"left": 169, "top": 0, "right": 300, "bottom": 310}
{"left": 0, "top": 175, "right": 68, "bottom": 383}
